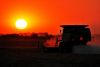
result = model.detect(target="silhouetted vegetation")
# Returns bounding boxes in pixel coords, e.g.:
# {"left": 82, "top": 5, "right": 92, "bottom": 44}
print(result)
{"left": 0, "top": 32, "right": 55, "bottom": 48}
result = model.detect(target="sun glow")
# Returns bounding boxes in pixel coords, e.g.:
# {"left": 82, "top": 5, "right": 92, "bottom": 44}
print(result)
{"left": 15, "top": 19, "right": 27, "bottom": 29}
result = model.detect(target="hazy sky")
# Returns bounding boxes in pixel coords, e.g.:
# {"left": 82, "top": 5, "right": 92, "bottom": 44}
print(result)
{"left": 0, "top": 0, "right": 100, "bottom": 34}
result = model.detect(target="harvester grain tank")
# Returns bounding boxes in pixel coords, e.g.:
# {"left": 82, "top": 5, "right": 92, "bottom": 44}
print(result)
{"left": 58, "top": 25, "right": 91, "bottom": 52}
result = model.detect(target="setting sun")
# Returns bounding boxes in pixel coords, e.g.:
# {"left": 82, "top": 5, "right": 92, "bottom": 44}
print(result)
{"left": 15, "top": 19, "right": 27, "bottom": 30}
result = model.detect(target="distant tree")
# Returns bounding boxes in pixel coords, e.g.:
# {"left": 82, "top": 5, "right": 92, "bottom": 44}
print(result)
{"left": 31, "top": 33, "right": 38, "bottom": 38}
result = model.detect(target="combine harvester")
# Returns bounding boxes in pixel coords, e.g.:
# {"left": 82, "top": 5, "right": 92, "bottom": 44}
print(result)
{"left": 43, "top": 25, "right": 92, "bottom": 53}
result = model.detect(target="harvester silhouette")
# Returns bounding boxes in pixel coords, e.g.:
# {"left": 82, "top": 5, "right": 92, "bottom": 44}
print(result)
{"left": 43, "top": 25, "right": 91, "bottom": 53}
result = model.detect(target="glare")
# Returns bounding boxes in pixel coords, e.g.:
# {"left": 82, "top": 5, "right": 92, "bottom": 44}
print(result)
{"left": 16, "top": 19, "right": 27, "bottom": 29}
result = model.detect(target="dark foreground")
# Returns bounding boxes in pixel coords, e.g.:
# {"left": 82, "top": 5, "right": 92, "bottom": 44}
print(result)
{"left": 0, "top": 48, "right": 100, "bottom": 67}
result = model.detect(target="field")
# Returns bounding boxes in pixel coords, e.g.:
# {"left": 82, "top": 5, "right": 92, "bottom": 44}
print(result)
{"left": 0, "top": 47, "right": 100, "bottom": 67}
{"left": 0, "top": 34, "right": 100, "bottom": 66}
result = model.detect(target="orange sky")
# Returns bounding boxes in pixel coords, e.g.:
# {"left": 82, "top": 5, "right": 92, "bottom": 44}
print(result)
{"left": 0, "top": 0, "right": 100, "bottom": 34}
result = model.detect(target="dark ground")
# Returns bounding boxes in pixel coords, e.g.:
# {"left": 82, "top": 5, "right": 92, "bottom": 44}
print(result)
{"left": 0, "top": 48, "right": 100, "bottom": 67}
